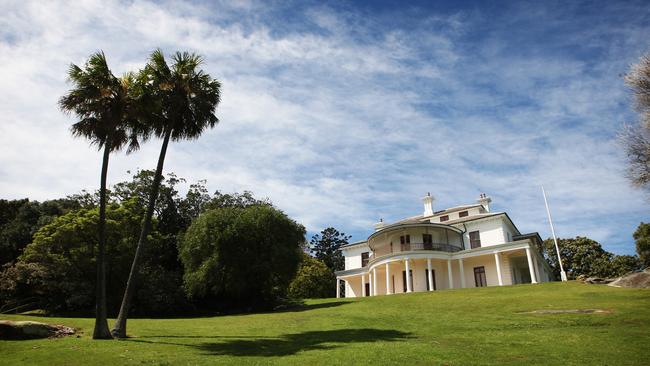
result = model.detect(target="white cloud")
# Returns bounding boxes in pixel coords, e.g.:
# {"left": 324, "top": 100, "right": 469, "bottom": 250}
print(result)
{"left": 0, "top": 0, "right": 647, "bottom": 254}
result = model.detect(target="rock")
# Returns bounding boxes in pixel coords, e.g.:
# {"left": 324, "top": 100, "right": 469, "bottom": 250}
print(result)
{"left": 576, "top": 275, "right": 587, "bottom": 282}
{"left": 0, "top": 320, "right": 75, "bottom": 340}
{"left": 608, "top": 269, "right": 650, "bottom": 288}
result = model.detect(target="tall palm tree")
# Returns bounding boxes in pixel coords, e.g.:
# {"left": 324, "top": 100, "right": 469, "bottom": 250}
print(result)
{"left": 112, "top": 50, "right": 221, "bottom": 338}
{"left": 59, "top": 52, "right": 146, "bottom": 339}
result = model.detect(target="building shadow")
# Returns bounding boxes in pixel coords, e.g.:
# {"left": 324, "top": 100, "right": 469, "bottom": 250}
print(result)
{"left": 129, "top": 328, "right": 412, "bottom": 357}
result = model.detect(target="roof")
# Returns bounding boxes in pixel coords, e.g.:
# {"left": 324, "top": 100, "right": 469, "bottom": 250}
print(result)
{"left": 432, "top": 204, "right": 483, "bottom": 216}
{"left": 391, "top": 204, "right": 484, "bottom": 225}
{"left": 439, "top": 212, "right": 502, "bottom": 225}
{"left": 513, "top": 232, "right": 543, "bottom": 245}
{"left": 340, "top": 240, "right": 368, "bottom": 249}
{"left": 368, "top": 222, "right": 464, "bottom": 242}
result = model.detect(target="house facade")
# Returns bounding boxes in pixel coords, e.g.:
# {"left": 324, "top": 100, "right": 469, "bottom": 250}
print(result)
{"left": 334, "top": 194, "right": 552, "bottom": 298}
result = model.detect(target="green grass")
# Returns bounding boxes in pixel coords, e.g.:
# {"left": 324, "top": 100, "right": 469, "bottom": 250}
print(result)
{"left": 1, "top": 282, "right": 649, "bottom": 365}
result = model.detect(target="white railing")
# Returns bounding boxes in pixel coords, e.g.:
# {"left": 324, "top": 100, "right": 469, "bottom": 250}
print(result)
{"left": 373, "top": 242, "right": 463, "bottom": 257}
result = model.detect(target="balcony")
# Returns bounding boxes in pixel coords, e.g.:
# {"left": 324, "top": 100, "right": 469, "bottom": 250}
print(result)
{"left": 373, "top": 241, "right": 463, "bottom": 257}
{"left": 401, "top": 242, "right": 463, "bottom": 252}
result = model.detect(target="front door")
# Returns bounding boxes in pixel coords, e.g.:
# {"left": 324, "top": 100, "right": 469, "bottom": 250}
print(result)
{"left": 474, "top": 266, "right": 487, "bottom": 287}
{"left": 364, "top": 282, "right": 370, "bottom": 296}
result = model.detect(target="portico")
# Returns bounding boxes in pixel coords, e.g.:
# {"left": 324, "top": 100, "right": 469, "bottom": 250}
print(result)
{"left": 336, "top": 241, "right": 548, "bottom": 298}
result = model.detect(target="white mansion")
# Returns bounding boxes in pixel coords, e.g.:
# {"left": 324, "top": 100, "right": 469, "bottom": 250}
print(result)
{"left": 335, "top": 194, "right": 552, "bottom": 298}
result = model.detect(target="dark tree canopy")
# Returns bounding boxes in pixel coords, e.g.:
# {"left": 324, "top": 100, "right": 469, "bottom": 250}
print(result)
{"left": 309, "top": 227, "right": 350, "bottom": 272}
{"left": 0, "top": 171, "right": 216, "bottom": 316}
{"left": 0, "top": 198, "right": 82, "bottom": 266}
{"left": 540, "top": 236, "right": 642, "bottom": 279}
{"left": 179, "top": 204, "right": 305, "bottom": 310}
{"left": 288, "top": 253, "right": 336, "bottom": 299}
{"left": 634, "top": 222, "right": 650, "bottom": 268}
{"left": 0, "top": 200, "right": 189, "bottom": 315}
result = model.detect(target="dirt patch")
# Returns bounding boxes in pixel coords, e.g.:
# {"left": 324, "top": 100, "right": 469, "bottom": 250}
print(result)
{"left": 0, "top": 320, "right": 75, "bottom": 340}
{"left": 519, "top": 309, "right": 611, "bottom": 314}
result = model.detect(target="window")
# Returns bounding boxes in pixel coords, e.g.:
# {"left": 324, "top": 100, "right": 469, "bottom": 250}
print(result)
{"left": 474, "top": 266, "right": 487, "bottom": 287}
{"left": 469, "top": 231, "right": 481, "bottom": 249}
{"left": 507, "top": 232, "right": 511, "bottom": 242}
{"left": 361, "top": 252, "right": 369, "bottom": 267}
{"left": 400, "top": 235, "right": 410, "bottom": 251}
{"left": 439, "top": 215, "right": 449, "bottom": 222}
{"left": 423, "top": 233, "right": 432, "bottom": 250}
{"left": 459, "top": 210, "right": 468, "bottom": 218}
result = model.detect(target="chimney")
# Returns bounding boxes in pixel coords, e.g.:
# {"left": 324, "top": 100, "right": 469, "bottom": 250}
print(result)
{"left": 374, "top": 218, "right": 386, "bottom": 231}
{"left": 422, "top": 192, "right": 435, "bottom": 216}
{"left": 477, "top": 193, "right": 492, "bottom": 212}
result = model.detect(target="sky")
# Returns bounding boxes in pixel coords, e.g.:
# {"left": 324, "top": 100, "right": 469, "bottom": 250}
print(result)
{"left": 0, "top": 0, "right": 648, "bottom": 255}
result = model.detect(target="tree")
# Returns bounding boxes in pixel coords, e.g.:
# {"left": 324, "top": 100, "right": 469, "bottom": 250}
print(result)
{"left": 0, "top": 198, "right": 81, "bottom": 266}
{"left": 609, "top": 255, "right": 642, "bottom": 276}
{"left": 621, "top": 53, "right": 650, "bottom": 194}
{"left": 541, "top": 236, "right": 641, "bottom": 279}
{"left": 178, "top": 205, "right": 304, "bottom": 310}
{"left": 112, "top": 50, "right": 221, "bottom": 338}
{"left": 634, "top": 222, "right": 650, "bottom": 268}
{"left": 288, "top": 254, "right": 336, "bottom": 299}
{"left": 0, "top": 200, "right": 154, "bottom": 313}
{"left": 310, "top": 227, "right": 350, "bottom": 272}
{"left": 0, "top": 199, "right": 192, "bottom": 316}
{"left": 59, "top": 51, "right": 145, "bottom": 339}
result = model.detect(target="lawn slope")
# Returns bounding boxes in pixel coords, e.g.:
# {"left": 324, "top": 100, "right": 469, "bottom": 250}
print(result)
{"left": 1, "top": 282, "right": 649, "bottom": 365}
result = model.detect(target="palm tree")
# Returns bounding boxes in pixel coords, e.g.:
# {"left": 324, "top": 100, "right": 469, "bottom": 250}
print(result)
{"left": 112, "top": 50, "right": 221, "bottom": 338}
{"left": 59, "top": 52, "right": 146, "bottom": 339}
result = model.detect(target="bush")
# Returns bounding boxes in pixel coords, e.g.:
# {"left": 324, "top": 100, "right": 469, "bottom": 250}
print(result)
{"left": 288, "top": 254, "right": 336, "bottom": 299}
{"left": 179, "top": 205, "right": 304, "bottom": 310}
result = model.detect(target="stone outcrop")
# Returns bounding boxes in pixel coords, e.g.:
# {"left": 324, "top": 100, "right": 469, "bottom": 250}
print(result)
{"left": 608, "top": 268, "right": 650, "bottom": 288}
{"left": 0, "top": 320, "right": 75, "bottom": 340}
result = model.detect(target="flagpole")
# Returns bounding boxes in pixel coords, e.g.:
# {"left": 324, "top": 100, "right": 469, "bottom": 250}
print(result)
{"left": 542, "top": 186, "right": 567, "bottom": 281}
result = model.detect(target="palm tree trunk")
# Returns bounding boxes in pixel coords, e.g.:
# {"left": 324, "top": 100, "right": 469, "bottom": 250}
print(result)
{"left": 93, "top": 142, "right": 113, "bottom": 339}
{"left": 112, "top": 129, "right": 171, "bottom": 338}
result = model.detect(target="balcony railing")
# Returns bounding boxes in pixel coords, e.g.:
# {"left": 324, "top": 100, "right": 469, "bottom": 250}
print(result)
{"left": 373, "top": 242, "right": 464, "bottom": 257}
{"left": 402, "top": 242, "right": 463, "bottom": 252}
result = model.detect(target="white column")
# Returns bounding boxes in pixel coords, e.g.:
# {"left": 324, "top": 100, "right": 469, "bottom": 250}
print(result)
{"left": 336, "top": 278, "right": 340, "bottom": 298}
{"left": 458, "top": 258, "right": 466, "bottom": 288}
{"left": 526, "top": 247, "right": 538, "bottom": 284}
{"left": 362, "top": 274, "right": 367, "bottom": 296}
{"left": 369, "top": 271, "right": 374, "bottom": 296}
{"left": 533, "top": 257, "right": 541, "bottom": 283}
{"left": 405, "top": 259, "right": 412, "bottom": 292}
{"left": 427, "top": 258, "right": 433, "bottom": 291}
{"left": 372, "top": 268, "right": 377, "bottom": 296}
{"left": 494, "top": 252, "right": 503, "bottom": 286}
{"left": 447, "top": 259, "right": 453, "bottom": 289}
{"left": 385, "top": 263, "right": 391, "bottom": 295}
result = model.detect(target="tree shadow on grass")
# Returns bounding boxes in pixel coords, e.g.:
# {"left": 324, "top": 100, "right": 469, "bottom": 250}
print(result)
{"left": 271, "top": 300, "right": 350, "bottom": 313}
{"left": 129, "top": 328, "right": 412, "bottom": 357}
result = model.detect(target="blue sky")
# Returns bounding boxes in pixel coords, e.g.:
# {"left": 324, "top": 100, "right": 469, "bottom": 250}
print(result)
{"left": 0, "top": 0, "right": 648, "bottom": 254}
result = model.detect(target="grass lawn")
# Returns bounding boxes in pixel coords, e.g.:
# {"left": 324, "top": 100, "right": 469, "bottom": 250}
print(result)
{"left": 1, "top": 282, "right": 649, "bottom": 365}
